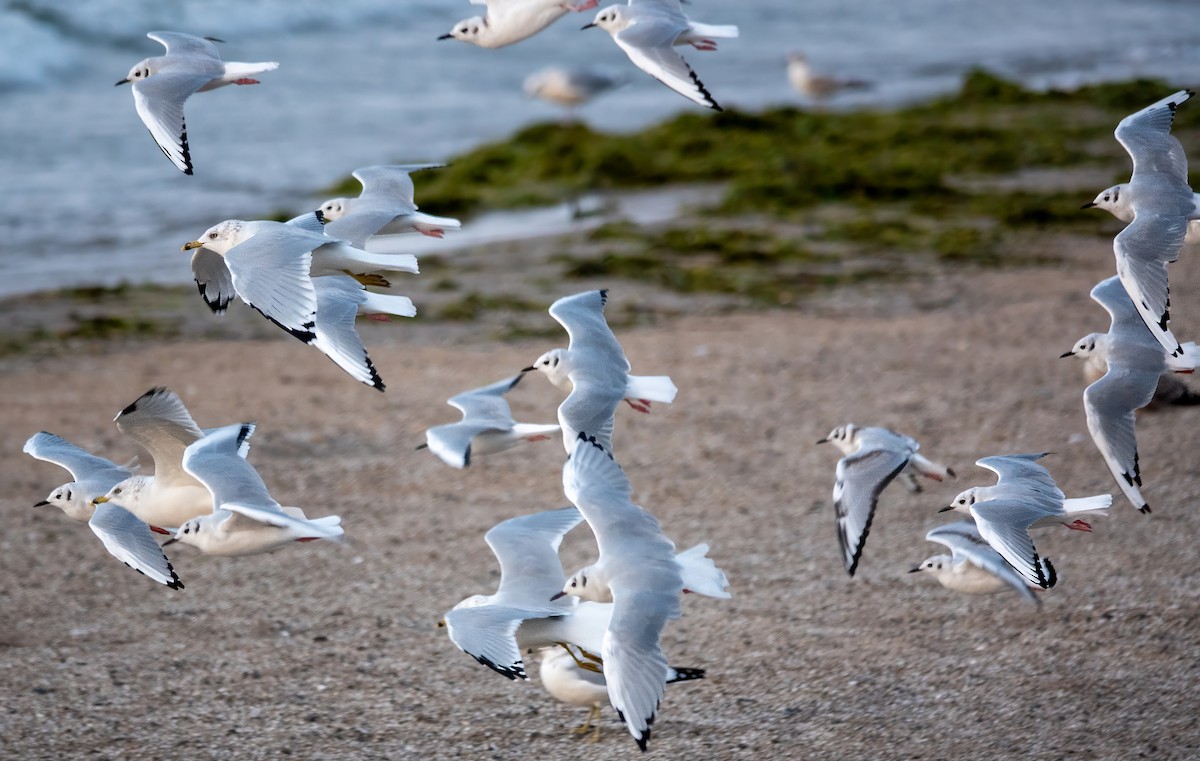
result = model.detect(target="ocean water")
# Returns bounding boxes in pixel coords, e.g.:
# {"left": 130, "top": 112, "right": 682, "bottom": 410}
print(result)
{"left": 1, "top": 0, "right": 1197, "bottom": 297}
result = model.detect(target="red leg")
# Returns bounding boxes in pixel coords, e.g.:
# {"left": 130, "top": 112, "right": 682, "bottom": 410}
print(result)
{"left": 1063, "top": 519, "right": 1092, "bottom": 532}
{"left": 366, "top": 314, "right": 392, "bottom": 323}
{"left": 419, "top": 229, "right": 445, "bottom": 238}
{"left": 233, "top": 78, "right": 261, "bottom": 85}
{"left": 149, "top": 525, "right": 171, "bottom": 535}
{"left": 624, "top": 398, "right": 652, "bottom": 414}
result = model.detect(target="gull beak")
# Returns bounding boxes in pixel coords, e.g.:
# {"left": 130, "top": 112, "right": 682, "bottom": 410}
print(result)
{"left": 549, "top": 591, "right": 568, "bottom": 601}
{"left": 33, "top": 500, "right": 50, "bottom": 508}
{"left": 436, "top": 619, "right": 446, "bottom": 629}
{"left": 815, "top": 438, "right": 828, "bottom": 445}
{"left": 937, "top": 505, "right": 955, "bottom": 513}
{"left": 162, "top": 536, "right": 178, "bottom": 547}
{"left": 1060, "top": 350, "right": 1076, "bottom": 358}
{"left": 581, "top": 22, "right": 596, "bottom": 30}
{"left": 182, "top": 240, "right": 205, "bottom": 251}
{"left": 415, "top": 443, "right": 429, "bottom": 451}
{"left": 114, "top": 79, "right": 129, "bottom": 86}
{"left": 437, "top": 33, "right": 454, "bottom": 40}
{"left": 907, "top": 566, "right": 922, "bottom": 574}
{"left": 92, "top": 496, "right": 109, "bottom": 505}
{"left": 521, "top": 366, "right": 536, "bottom": 373}
{"left": 1080, "top": 202, "right": 1097, "bottom": 209}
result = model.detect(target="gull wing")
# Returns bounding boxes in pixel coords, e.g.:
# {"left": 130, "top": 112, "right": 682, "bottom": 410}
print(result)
{"left": 969, "top": 498, "right": 1056, "bottom": 589}
{"left": 147, "top": 31, "right": 222, "bottom": 60}
{"left": 1114, "top": 213, "right": 1188, "bottom": 357}
{"left": 190, "top": 246, "right": 235, "bottom": 314}
{"left": 487, "top": 506, "right": 583, "bottom": 603}
{"left": 974, "top": 453, "right": 1061, "bottom": 498}
{"left": 615, "top": 18, "right": 721, "bottom": 110}
{"left": 130, "top": 60, "right": 222, "bottom": 174}
{"left": 223, "top": 224, "right": 320, "bottom": 343}
{"left": 89, "top": 501, "right": 184, "bottom": 589}
{"left": 114, "top": 387, "right": 205, "bottom": 488}
{"left": 833, "top": 447, "right": 910, "bottom": 576}
{"left": 310, "top": 275, "right": 383, "bottom": 391}
{"left": 180, "top": 423, "right": 279, "bottom": 514}
{"left": 23, "top": 431, "right": 131, "bottom": 486}
{"left": 1115, "top": 89, "right": 1192, "bottom": 183}
{"left": 426, "top": 375, "right": 524, "bottom": 467}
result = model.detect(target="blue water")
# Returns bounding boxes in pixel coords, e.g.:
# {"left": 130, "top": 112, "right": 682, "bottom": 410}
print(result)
{"left": 1, "top": 0, "right": 1197, "bottom": 297}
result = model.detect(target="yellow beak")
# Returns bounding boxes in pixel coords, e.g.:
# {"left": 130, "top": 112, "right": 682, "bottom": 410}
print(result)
{"left": 92, "top": 496, "right": 110, "bottom": 505}
{"left": 182, "top": 240, "right": 205, "bottom": 251}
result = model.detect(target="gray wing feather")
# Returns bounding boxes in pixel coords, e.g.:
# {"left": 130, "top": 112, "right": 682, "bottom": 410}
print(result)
{"left": 114, "top": 387, "right": 204, "bottom": 488}
{"left": 833, "top": 448, "right": 910, "bottom": 575}
{"left": 284, "top": 211, "right": 327, "bottom": 234}
{"left": 310, "top": 275, "right": 382, "bottom": 390}
{"left": 444, "top": 605, "right": 540, "bottom": 681}
{"left": 1115, "top": 90, "right": 1192, "bottom": 182}
{"left": 23, "top": 432, "right": 131, "bottom": 485}
{"left": 487, "top": 506, "right": 583, "bottom": 602}
{"left": 975, "top": 453, "right": 1062, "bottom": 499}
{"left": 224, "top": 226, "right": 319, "bottom": 343}
{"left": 89, "top": 501, "right": 183, "bottom": 589}
{"left": 603, "top": 586, "right": 675, "bottom": 750}
{"left": 926, "top": 519, "right": 1038, "bottom": 604}
{"left": 131, "top": 63, "right": 220, "bottom": 173}
{"left": 969, "top": 499, "right": 1055, "bottom": 589}
{"left": 615, "top": 22, "right": 719, "bottom": 110}
{"left": 1114, "top": 214, "right": 1188, "bottom": 356}
{"left": 190, "top": 247, "right": 235, "bottom": 314}
{"left": 147, "top": 31, "right": 222, "bottom": 60}
{"left": 181, "top": 423, "right": 281, "bottom": 514}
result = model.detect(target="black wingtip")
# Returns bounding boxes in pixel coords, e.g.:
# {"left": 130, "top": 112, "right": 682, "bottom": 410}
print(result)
{"left": 598, "top": 288, "right": 609, "bottom": 305}
{"left": 1139, "top": 503, "right": 1152, "bottom": 515}
{"left": 236, "top": 423, "right": 255, "bottom": 449}
{"left": 667, "top": 667, "right": 706, "bottom": 683}
{"left": 120, "top": 387, "right": 168, "bottom": 417}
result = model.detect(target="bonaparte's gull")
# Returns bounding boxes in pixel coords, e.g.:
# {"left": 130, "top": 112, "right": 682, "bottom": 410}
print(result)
{"left": 556, "top": 433, "right": 683, "bottom": 751}
{"left": 319, "top": 164, "right": 461, "bottom": 245}
{"left": 910, "top": 519, "right": 1039, "bottom": 606}
{"left": 439, "top": 0, "right": 598, "bottom": 49}
{"left": 1066, "top": 329, "right": 1200, "bottom": 409}
{"left": 93, "top": 387, "right": 213, "bottom": 530}
{"left": 524, "top": 66, "right": 628, "bottom": 110}
{"left": 1083, "top": 90, "right": 1198, "bottom": 358}
{"left": 943, "top": 453, "right": 1111, "bottom": 532}
{"left": 1085, "top": 186, "right": 1200, "bottom": 245}
{"left": 164, "top": 424, "right": 343, "bottom": 555}
{"left": 817, "top": 423, "right": 955, "bottom": 576}
{"left": 1062, "top": 276, "right": 1195, "bottom": 513}
{"left": 536, "top": 645, "right": 704, "bottom": 742}
{"left": 421, "top": 374, "right": 560, "bottom": 469}
{"left": 24, "top": 432, "right": 183, "bottom": 589}
{"left": 582, "top": 0, "right": 738, "bottom": 111}
{"left": 183, "top": 220, "right": 419, "bottom": 390}
{"left": 524, "top": 290, "right": 677, "bottom": 454}
{"left": 786, "top": 53, "right": 871, "bottom": 103}
{"left": 442, "top": 506, "right": 611, "bottom": 681}
{"left": 24, "top": 431, "right": 133, "bottom": 521}
{"left": 116, "top": 31, "right": 278, "bottom": 174}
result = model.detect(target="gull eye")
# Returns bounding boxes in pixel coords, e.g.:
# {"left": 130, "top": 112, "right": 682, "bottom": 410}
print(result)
{"left": 113, "top": 487, "right": 122, "bottom": 495}
{"left": 208, "top": 232, "right": 218, "bottom": 240}
{"left": 570, "top": 580, "right": 576, "bottom": 588}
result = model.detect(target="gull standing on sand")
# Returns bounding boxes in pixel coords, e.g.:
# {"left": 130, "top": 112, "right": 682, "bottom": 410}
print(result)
{"left": 536, "top": 646, "right": 704, "bottom": 742}
{"left": 439, "top": 0, "right": 598, "bottom": 48}
{"left": 555, "top": 433, "right": 686, "bottom": 751}
{"left": 1062, "top": 276, "right": 1195, "bottom": 513}
{"left": 910, "top": 519, "right": 1039, "bottom": 606}
{"left": 1082, "top": 90, "right": 1198, "bottom": 358}
{"left": 524, "top": 66, "right": 628, "bottom": 112}
{"left": 524, "top": 289, "right": 677, "bottom": 454}
{"left": 24, "top": 432, "right": 183, "bottom": 589}
{"left": 943, "top": 453, "right": 1111, "bottom": 532}
{"left": 817, "top": 424, "right": 955, "bottom": 576}
{"left": 786, "top": 53, "right": 871, "bottom": 104}
{"left": 582, "top": 0, "right": 738, "bottom": 111}
{"left": 164, "top": 424, "right": 343, "bottom": 555}
{"left": 93, "top": 387, "right": 214, "bottom": 530}
{"left": 319, "top": 164, "right": 462, "bottom": 244}
{"left": 421, "top": 374, "right": 560, "bottom": 469}
{"left": 441, "top": 506, "right": 611, "bottom": 681}
{"left": 183, "top": 219, "right": 419, "bottom": 390}
{"left": 116, "top": 32, "right": 278, "bottom": 174}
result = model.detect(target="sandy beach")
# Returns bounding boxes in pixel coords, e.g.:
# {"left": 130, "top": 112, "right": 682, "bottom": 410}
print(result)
{"left": 2, "top": 215, "right": 1200, "bottom": 760}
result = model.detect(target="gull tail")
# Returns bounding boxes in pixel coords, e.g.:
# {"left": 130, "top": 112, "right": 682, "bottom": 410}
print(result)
{"left": 1062, "top": 494, "right": 1112, "bottom": 515}
{"left": 909, "top": 453, "right": 955, "bottom": 482}
{"left": 688, "top": 22, "right": 739, "bottom": 39}
{"left": 361, "top": 291, "right": 416, "bottom": 318}
{"left": 296, "top": 514, "right": 345, "bottom": 542}
{"left": 313, "top": 243, "right": 419, "bottom": 276}
{"left": 624, "top": 375, "right": 678, "bottom": 404}
{"left": 675, "top": 543, "right": 731, "bottom": 599}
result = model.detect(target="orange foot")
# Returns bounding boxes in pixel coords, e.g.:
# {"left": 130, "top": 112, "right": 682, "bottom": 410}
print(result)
{"left": 1063, "top": 519, "right": 1092, "bottom": 532}
{"left": 149, "top": 525, "right": 171, "bottom": 535}
{"left": 419, "top": 229, "right": 445, "bottom": 239}
{"left": 234, "top": 78, "right": 260, "bottom": 85}
{"left": 624, "top": 398, "right": 651, "bottom": 414}
{"left": 366, "top": 314, "right": 392, "bottom": 322}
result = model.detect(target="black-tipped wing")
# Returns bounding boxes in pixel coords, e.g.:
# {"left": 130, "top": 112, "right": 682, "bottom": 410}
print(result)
{"left": 833, "top": 448, "right": 910, "bottom": 575}
{"left": 89, "top": 501, "right": 183, "bottom": 589}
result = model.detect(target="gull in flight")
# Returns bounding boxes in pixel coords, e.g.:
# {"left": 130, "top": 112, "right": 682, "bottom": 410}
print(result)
{"left": 24, "top": 431, "right": 183, "bottom": 589}
{"left": 817, "top": 423, "right": 955, "bottom": 576}
{"left": 910, "top": 519, "right": 1040, "bottom": 606}
{"left": 1062, "top": 276, "right": 1196, "bottom": 512}
{"left": 439, "top": 0, "right": 598, "bottom": 49}
{"left": 1082, "top": 90, "right": 1198, "bottom": 358}
{"left": 582, "top": 0, "right": 738, "bottom": 111}
{"left": 165, "top": 424, "right": 343, "bottom": 555}
{"left": 524, "top": 289, "right": 677, "bottom": 453}
{"left": 943, "top": 453, "right": 1111, "bottom": 531}
{"left": 536, "top": 645, "right": 704, "bottom": 742}
{"left": 319, "top": 164, "right": 461, "bottom": 244}
{"left": 420, "top": 374, "right": 560, "bottom": 469}
{"left": 116, "top": 31, "right": 278, "bottom": 174}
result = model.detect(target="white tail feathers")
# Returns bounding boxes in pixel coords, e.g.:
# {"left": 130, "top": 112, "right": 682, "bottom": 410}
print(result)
{"left": 625, "top": 375, "right": 678, "bottom": 404}
{"left": 675, "top": 544, "right": 731, "bottom": 599}
{"left": 689, "top": 23, "right": 739, "bottom": 38}
{"left": 1062, "top": 494, "right": 1112, "bottom": 515}
{"left": 306, "top": 515, "right": 345, "bottom": 539}
{"left": 361, "top": 291, "right": 416, "bottom": 318}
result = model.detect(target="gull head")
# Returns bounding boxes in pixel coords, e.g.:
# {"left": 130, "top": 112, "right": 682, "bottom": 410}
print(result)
{"left": 910, "top": 554, "right": 950, "bottom": 576}
{"left": 94, "top": 475, "right": 151, "bottom": 512}
{"left": 116, "top": 59, "right": 155, "bottom": 86}
{"left": 163, "top": 517, "right": 203, "bottom": 549}
{"left": 816, "top": 423, "right": 858, "bottom": 452}
{"left": 555, "top": 566, "right": 612, "bottom": 603}
{"left": 183, "top": 220, "right": 248, "bottom": 256}
{"left": 584, "top": 5, "right": 628, "bottom": 33}
{"left": 441, "top": 17, "right": 485, "bottom": 43}
{"left": 318, "top": 198, "right": 350, "bottom": 222}
{"left": 1082, "top": 184, "right": 1132, "bottom": 221}
{"left": 523, "top": 348, "right": 572, "bottom": 389}
{"left": 35, "top": 483, "right": 94, "bottom": 521}
{"left": 1061, "top": 333, "right": 1102, "bottom": 359}
{"left": 943, "top": 487, "right": 977, "bottom": 513}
